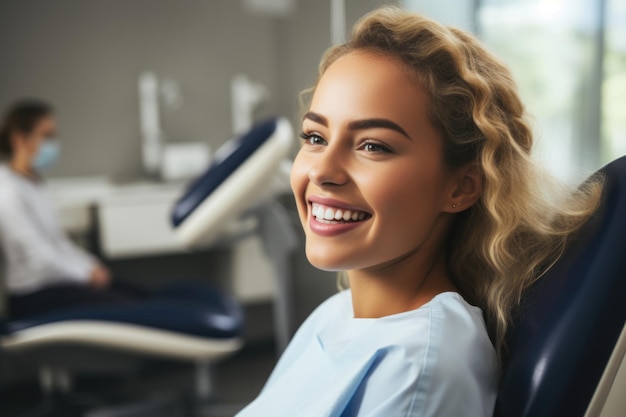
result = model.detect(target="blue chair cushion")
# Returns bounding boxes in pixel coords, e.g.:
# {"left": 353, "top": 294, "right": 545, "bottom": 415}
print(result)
{"left": 7, "top": 283, "right": 243, "bottom": 340}
{"left": 495, "top": 156, "right": 626, "bottom": 417}
{"left": 171, "top": 117, "right": 280, "bottom": 227}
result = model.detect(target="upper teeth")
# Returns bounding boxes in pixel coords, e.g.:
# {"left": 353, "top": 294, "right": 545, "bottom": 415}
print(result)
{"left": 311, "top": 203, "right": 367, "bottom": 221}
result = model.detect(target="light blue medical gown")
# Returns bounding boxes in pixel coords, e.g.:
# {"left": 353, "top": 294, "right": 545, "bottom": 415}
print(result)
{"left": 236, "top": 290, "right": 498, "bottom": 417}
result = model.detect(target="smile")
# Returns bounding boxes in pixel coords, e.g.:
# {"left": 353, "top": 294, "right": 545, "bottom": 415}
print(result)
{"left": 311, "top": 203, "right": 370, "bottom": 224}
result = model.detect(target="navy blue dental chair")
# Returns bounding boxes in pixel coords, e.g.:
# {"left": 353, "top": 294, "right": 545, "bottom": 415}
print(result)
{"left": 0, "top": 116, "right": 295, "bottom": 416}
{"left": 172, "top": 116, "right": 297, "bottom": 352}
{"left": 495, "top": 156, "right": 626, "bottom": 417}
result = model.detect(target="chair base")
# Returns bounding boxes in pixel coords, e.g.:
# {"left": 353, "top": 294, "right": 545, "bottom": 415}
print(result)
{"left": 3, "top": 357, "right": 244, "bottom": 417}
{"left": 12, "top": 394, "right": 245, "bottom": 417}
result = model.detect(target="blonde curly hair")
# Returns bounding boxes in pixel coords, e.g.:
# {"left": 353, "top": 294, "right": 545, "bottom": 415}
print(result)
{"left": 309, "top": 7, "right": 603, "bottom": 361}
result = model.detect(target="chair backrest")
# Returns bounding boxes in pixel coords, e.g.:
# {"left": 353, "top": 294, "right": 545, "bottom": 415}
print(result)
{"left": 172, "top": 116, "right": 292, "bottom": 247}
{"left": 495, "top": 156, "right": 626, "bottom": 417}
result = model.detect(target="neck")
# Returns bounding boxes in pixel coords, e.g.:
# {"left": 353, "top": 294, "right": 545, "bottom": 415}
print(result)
{"left": 348, "top": 247, "right": 457, "bottom": 319}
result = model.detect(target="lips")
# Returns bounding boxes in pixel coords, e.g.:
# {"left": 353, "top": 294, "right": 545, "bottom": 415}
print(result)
{"left": 306, "top": 196, "right": 371, "bottom": 236}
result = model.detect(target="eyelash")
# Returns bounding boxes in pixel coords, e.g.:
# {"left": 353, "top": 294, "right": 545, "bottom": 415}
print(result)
{"left": 360, "top": 140, "right": 392, "bottom": 153}
{"left": 299, "top": 131, "right": 393, "bottom": 154}
{"left": 299, "top": 131, "right": 326, "bottom": 146}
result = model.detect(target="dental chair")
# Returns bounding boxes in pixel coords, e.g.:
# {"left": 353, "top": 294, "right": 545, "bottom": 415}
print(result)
{"left": 171, "top": 116, "right": 297, "bottom": 352}
{"left": 0, "top": 116, "right": 295, "bottom": 416}
{"left": 495, "top": 156, "right": 626, "bottom": 417}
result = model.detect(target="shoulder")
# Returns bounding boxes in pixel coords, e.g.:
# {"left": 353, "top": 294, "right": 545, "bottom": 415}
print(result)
{"left": 338, "top": 292, "right": 498, "bottom": 417}
{"left": 418, "top": 292, "right": 497, "bottom": 377}
{"left": 358, "top": 292, "right": 489, "bottom": 352}
{"left": 411, "top": 292, "right": 499, "bottom": 416}
{"left": 427, "top": 292, "right": 492, "bottom": 346}
{"left": 367, "top": 292, "right": 495, "bottom": 370}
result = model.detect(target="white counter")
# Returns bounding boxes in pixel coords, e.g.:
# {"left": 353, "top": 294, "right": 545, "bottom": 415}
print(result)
{"left": 47, "top": 177, "right": 187, "bottom": 258}
{"left": 46, "top": 176, "right": 276, "bottom": 303}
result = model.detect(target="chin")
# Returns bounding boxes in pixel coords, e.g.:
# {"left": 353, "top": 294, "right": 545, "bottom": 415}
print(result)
{"left": 306, "top": 248, "right": 342, "bottom": 272}
{"left": 305, "top": 251, "right": 340, "bottom": 271}
{"left": 304, "top": 245, "right": 355, "bottom": 272}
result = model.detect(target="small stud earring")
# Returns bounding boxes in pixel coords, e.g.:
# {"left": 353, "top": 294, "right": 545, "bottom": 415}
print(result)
{"left": 452, "top": 204, "right": 457, "bottom": 208}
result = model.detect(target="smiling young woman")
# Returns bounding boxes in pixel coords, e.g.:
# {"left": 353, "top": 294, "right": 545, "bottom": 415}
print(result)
{"left": 292, "top": 51, "right": 473, "bottom": 320}
{"left": 236, "top": 6, "right": 602, "bottom": 417}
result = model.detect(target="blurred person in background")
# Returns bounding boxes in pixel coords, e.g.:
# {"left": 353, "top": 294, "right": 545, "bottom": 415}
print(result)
{"left": 0, "top": 99, "right": 143, "bottom": 319}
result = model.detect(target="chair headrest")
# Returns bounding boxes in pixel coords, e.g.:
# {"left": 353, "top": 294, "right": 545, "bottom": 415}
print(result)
{"left": 171, "top": 117, "right": 293, "bottom": 247}
{"left": 172, "top": 118, "right": 282, "bottom": 227}
{"left": 495, "top": 156, "right": 626, "bottom": 417}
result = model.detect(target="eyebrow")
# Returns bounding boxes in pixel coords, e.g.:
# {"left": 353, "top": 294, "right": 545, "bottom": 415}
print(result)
{"left": 303, "top": 111, "right": 412, "bottom": 141}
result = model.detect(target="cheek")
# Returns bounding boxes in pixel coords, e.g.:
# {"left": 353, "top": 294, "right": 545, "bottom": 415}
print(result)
{"left": 290, "top": 151, "right": 310, "bottom": 214}
{"left": 364, "top": 161, "right": 445, "bottom": 227}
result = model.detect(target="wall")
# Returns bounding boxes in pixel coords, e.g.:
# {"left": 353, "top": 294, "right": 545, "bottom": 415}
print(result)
{"left": 0, "top": 0, "right": 397, "bottom": 332}
{"left": 0, "top": 0, "right": 281, "bottom": 178}
{"left": 274, "top": 0, "right": 398, "bottom": 123}
{"left": 0, "top": 0, "right": 396, "bottom": 179}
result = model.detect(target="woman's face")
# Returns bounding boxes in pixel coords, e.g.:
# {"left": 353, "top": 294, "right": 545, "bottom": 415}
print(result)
{"left": 14, "top": 115, "right": 57, "bottom": 162}
{"left": 290, "top": 51, "right": 459, "bottom": 272}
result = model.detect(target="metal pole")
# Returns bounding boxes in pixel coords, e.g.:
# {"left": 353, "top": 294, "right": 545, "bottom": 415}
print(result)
{"left": 257, "top": 201, "right": 298, "bottom": 353}
{"left": 331, "top": 0, "right": 346, "bottom": 46}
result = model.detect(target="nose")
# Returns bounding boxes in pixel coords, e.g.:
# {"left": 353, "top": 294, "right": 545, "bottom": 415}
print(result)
{"left": 307, "top": 143, "right": 349, "bottom": 187}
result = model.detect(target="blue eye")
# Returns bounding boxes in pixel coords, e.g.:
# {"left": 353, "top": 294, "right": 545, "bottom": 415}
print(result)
{"left": 300, "top": 132, "right": 327, "bottom": 146}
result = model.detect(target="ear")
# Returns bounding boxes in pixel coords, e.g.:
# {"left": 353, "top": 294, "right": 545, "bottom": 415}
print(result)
{"left": 442, "top": 162, "right": 483, "bottom": 213}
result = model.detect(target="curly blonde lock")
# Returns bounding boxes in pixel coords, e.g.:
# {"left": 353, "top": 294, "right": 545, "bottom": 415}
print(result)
{"left": 310, "top": 7, "right": 603, "bottom": 363}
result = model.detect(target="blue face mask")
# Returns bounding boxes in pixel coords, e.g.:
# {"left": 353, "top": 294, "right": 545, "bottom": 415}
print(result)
{"left": 32, "top": 139, "right": 61, "bottom": 171}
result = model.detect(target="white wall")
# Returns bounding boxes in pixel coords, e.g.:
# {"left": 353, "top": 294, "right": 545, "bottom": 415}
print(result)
{"left": 403, "top": 0, "right": 476, "bottom": 32}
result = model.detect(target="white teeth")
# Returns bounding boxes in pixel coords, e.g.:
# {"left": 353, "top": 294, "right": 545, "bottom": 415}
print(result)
{"left": 311, "top": 202, "right": 369, "bottom": 223}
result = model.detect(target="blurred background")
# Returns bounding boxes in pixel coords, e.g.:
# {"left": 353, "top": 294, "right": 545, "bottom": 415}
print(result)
{"left": 0, "top": 0, "right": 624, "bottom": 416}
{"left": 1, "top": 0, "right": 623, "bottom": 181}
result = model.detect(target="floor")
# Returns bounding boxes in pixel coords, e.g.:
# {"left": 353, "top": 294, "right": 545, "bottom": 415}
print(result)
{"left": 0, "top": 341, "right": 278, "bottom": 417}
